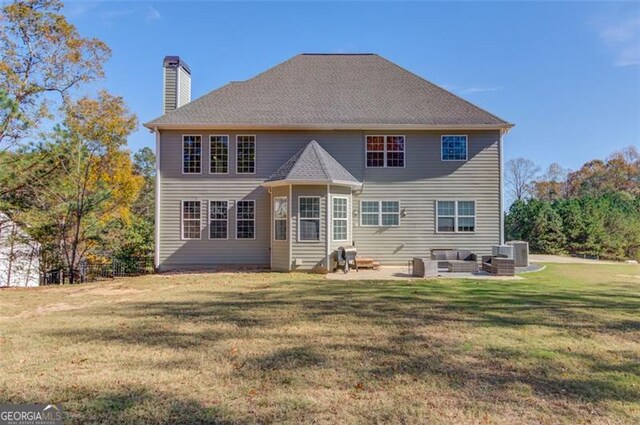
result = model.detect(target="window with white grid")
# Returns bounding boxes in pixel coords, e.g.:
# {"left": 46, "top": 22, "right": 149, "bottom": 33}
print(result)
{"left": 274, "top": 197, "right": 287, "bottom": 241}
{"left": 209, "top": 201, "right": 228, "bottom": 239}
{"left": 366, "top": 135, "right": 405, "bottom": 167}
{"left": 332, "top": 197, "right": 348, "bottom": 241}
{"left": 236, "top": 200, "right": 255, "bottom": 239}
{"left": 182, "top": 135, "right": 202, "bottom": 173}
{"left": 360, "top": 200, "right": 400, "bottom": 226}
{"left": 210, "top": 135, "right": 228, "bottom": 173}
{"left": 181, "top": 200, "right": 201, "bottom": 239}
{"left": 441, "top": 135, "right": 468, "bottom": 161}
{"left": 299, "top": 197, "right": 320, "bottom": 241}
{"left": 437, "top": 200, "right": 475, "bottom": 232}
{"left": 236, "top": 135, "right": 256, "bottom": 174}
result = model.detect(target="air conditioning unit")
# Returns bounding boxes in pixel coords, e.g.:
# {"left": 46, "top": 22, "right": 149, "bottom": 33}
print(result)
{"left": 492, "top": 245, "right": 514, "bottom": 259}
{"left": 507, "top": 241, "right": 529, "bottom": 267}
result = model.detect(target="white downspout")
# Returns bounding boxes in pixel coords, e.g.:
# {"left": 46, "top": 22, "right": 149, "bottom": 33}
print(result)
{"left": 288, "top": 184, "right": 292, "bottom": 271}
{"left": 326, "top": 184, "right": 330, "bottom": 272}
{"left": 269, "top": 188, "right": 273, "bottom": 270}
{"left": 499, "top": 130, "right": 505, "bottom": 245}
{"left": 154, "top": 127, "right": 161, "bottom": 270}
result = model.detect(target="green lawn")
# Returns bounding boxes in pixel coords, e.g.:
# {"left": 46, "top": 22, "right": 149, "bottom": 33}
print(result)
{"left": 1, "top": 263, "right": 639, "bottom": 424}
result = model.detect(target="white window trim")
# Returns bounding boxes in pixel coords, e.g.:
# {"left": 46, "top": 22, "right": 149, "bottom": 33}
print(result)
{"left": 180, "top": 200, "right": 202, "bottom": 240}
{"left": 273, "top": 196, "right": 288, "bottom": 242}
{"left": 298, "top": 196, "right": 321, "bottom": 243}
{"left": 235, "top": 199, "right": 256, "bottom": 240}
{"left": 435, "top": 200, "right": 477, "bottom": 233}
{"left": 209, "top": 135, "right": 229, "bottom": 175}
{"left": 331, "top": 196, "right": 349, "bottom": 242}
{"left": 359, "top": 200, "right": 401, "bottom": 227}
{"left": 236, "top": 134, "right": 257, "bottom": 175}
{"left": 441, "top": 134, "right": 468, "bottom": 162}
{"left": 182, "top": 134, "right": 203, "bottom": 175}
{"left": 364, "top": 135, "right": 407, "bottom": 168}
{"left": 208, "top": 200, "right": 229, "bottom": 240}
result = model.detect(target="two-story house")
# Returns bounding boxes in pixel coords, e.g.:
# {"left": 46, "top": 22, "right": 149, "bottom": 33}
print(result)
{"left": 144, "top": 54, "right": 513, "bottom": 272}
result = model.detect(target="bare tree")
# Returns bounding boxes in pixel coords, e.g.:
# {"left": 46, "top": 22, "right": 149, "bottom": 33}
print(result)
{"left": 505, "top": 158, "right": 540, "bottom": 203}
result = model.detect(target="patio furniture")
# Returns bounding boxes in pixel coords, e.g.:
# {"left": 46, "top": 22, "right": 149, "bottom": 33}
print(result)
{"left": 430, "top": 249, "right": 478, "bottom": 272}
{"left": 482, "top": 255, "right": 516, "bottom": 276}
{"left": 412, "top": 258, "right": 438, "bottom": 277}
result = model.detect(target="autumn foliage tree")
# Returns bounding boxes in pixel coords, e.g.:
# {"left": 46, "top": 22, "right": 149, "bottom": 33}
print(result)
{"left": 0, "top": 0, "right": 109, "bottom": 147}
{"left": 506, "top": 146, "right": 640, "bottom": 261}
{"left": 15, "top": 91, "right": 141, "bottom": 282}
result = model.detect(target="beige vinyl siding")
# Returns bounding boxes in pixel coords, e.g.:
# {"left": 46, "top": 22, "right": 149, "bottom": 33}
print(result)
{"left": 353, "top": 131, "right": 500, "bottom": 263}
{"left": 270, "top": 185, "right": 290, "bottom": 271}
{"left": 163, "top": 67, "right": 177, "bottom": 114}
{"left": 177, "top": 67, "right": 191, "bottom": 108}
{"left": 157, "top": 129, "right": 501, "bottom": 270}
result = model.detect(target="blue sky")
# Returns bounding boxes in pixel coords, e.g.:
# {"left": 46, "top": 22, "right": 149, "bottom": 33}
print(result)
{"left": 63, "top": 1, "right": 640, "bottom": 171}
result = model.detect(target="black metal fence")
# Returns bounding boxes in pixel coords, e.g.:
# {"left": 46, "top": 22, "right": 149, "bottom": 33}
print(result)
{"left": 40, "top": 256, "right": 155, "bottom": 285}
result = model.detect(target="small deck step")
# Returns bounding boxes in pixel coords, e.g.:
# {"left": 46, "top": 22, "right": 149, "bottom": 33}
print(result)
{"left": 356, "top": 258, "right": 381, "bottom": 270}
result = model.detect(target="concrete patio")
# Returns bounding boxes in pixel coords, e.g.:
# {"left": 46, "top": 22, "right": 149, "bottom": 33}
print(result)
{"left": 325, "top": 265, "right": 537, "bottom": 281}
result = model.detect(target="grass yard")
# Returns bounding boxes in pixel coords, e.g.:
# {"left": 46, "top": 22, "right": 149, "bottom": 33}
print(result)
{"left": 1, "top": 263, "right": 639, "bottom": 424}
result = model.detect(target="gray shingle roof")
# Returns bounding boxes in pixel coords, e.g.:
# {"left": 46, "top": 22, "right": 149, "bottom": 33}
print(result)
{"left": 264, "top": 140, "right": 360, "bottom": 187}
{"left": 145, "top": 54, "right": 512, "bottom": 129}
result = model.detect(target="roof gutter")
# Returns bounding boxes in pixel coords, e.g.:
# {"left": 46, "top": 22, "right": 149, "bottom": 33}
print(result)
{"left": 143, "top": 122, "right": 514, "bottom": 132}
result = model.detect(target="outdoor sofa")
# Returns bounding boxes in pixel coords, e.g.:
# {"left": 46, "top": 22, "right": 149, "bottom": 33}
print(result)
{"left": 430, "top": 249, "right": 479, "bottom": 273}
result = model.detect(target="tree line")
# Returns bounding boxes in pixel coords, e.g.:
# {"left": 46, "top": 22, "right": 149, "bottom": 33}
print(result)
{"left": 504, "top": 147, "right": 640, "bottom": 261}
{"left": 0, "top": 0, "right": 154, "bottom": 283}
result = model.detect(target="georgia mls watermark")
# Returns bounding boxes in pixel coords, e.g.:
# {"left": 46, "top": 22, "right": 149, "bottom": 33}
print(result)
{"left": 0, "top": 404, "right": 62, "bottom": 425}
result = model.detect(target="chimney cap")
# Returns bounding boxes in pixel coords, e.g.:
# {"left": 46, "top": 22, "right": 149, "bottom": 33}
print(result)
{"left": 163, "top": 56, "right": 191, "bottom": 75}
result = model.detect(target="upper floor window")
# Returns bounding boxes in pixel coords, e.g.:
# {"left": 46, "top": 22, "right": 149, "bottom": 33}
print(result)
{"left": 181, "top": 200, "right": 201, "bottom": 239}
{"left": 183, "top": 135, "right": 202, "bottom": 173}
{"left": 274, "top": 197, "right": 288, "bottom": 241}
{"left": 236, "top": 200, "right": 255, "bottom": 239}
{"left": 366, "top": 135, "right": 405, "bottom": 167}
{"left": 237, "top": 135, "right": 256, "bottom": 174}
{"left": 437, "top": 200, "right": 475, "bottom": 232}
{"left": 441, "top": 135, "right": 467, "bottom": 161}
{"left": 209, "top": 201, "right": 228, "bottom": 239}
{"left": 360, "top": 200, "right": 400, "bottom": 227}
{"left": 210, "top": 135, "right": 229, "bottom": 174}
{"left": 299, "top": 197, "right": 320, "bottom": 241}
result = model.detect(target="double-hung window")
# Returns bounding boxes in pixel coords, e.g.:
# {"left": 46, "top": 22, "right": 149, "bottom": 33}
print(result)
{"left": 274, "top": 197, "right": 288, "bottom": 241}
{"left": 236, "top": 200, "right": 255, "bottom": 239}
{"left": 183, "top": 135, "right": 202, "bottom": 173}
{"left": 299, "top": 197, "right": 320, "bottom": 241}
{"left": 360, "top": 201, "right": 400, "bottom": 226}
{"left": 366, "top": 135, "right": 405, "bottom": 167}
{"left": 209, "top": 201, "right": 228, "bottom": 239}
{"left": 437, "top": 200, "right": 476, "bottom": 232}
{"left": 210, "top": 135, "right": 229, "bottom": 173}
{"left": 237, "top": 135, "right": 256, "bottom": 173}
{"left": 181, "top": 200, "right": 201, "bottom": 239}
{"left": 332, "top": 197, "right": 348, "bottom": 241}
{"left": 441, "top": 135, "right": 468, "bottom": 161}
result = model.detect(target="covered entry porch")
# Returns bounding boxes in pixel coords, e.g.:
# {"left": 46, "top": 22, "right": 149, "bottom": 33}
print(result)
{"left": 262, "top": 141, "right": 362, "bottom": 272}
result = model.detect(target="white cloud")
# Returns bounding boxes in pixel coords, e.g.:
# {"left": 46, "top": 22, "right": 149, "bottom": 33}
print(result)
{"left": 595, "top": 14, "right": 640, "bottom": 67}
{"left": 145, "top": 6, "right": 162, "bottom": 22}
{"left": 461, "top": 86, "right": 501, "bottom": 94}
{"left": 440, "top": 84, "right": 501, "bottom": 95}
